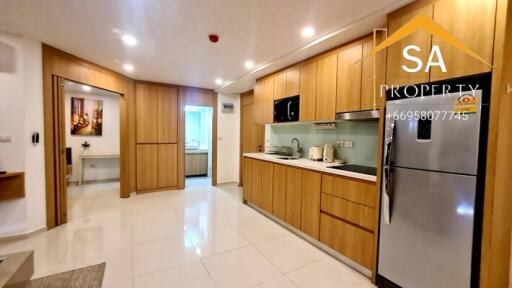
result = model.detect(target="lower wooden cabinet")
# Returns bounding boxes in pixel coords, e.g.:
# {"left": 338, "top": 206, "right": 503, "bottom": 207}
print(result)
{"left": 300, "top": 170, "right": 321, "bottom": 239}
{"left": 260, "top": 162, "right": 274, "bottom": 213}
{"left": 320, "top": 213, "right": 373, "bottom": 269}
{"left": 136, "top": 144, "right": 158, "bottom": 190}
{"left": 158, "top": 144, "right": 177, "bottom": 188}
{"left": 285, "top": 167, "right": 303, "bottom": 229}
{"left": 251, "top": 160, "right": 263, "bottom": 207}
{"left": 272, "top": 164, "right": 287, "bottom": 220}
{"left": 243, "top": 158, "right": 253, "bottom": 202}
{"left": 136, "top": 144, "right": 178, "bottom": 191}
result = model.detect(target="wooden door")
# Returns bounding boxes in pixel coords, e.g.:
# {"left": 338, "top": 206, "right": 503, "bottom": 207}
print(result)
{"left": 273, "top": 72, "right": 287, "bottom": 100}
{"left": 54, "top": 76, "right": 68, "bottom": 225}
{"left": 300, "top": 170, "right": 321, "bottom": 239}
{"left": 337, "top": 42, "right": 363, "bottom": 113}
{"left": 272, "top": 164, "right": 287, "bottom": 221}
{"left": 157, "top": 86, "right": 178, "bottom": 143}
{"left": 261, "top": 161, "right": 274, "bottom": 213}
{"left": 386, "top": 1, "right": 433, "bottom": 86}
{"left": 285, "top": 66, "right": 301, "bottom": 97}
{"left": 243, "top": 158, "right": 253, "bottom": 202}
{"left": 361, "top": 35, "right": 387, "bottom": 110}
{"left": 136, "top": 144, "right": 158, "bottom": 190}
{"left": 300, "top": 61, "right": 317, "bottom": 121}
{"left": 316, "top": 54, "right": 337, "bottom": 121}
{"left": 263, "top": 77, "right": 275, "bottom": 124}
{"left": 251, "top": 160, "right": 263, "bottom": 207}
{"left": 285, "top": 167, "right": 302, "bottom": 229}
{"left": 240, "top": 91, "right": 264, "bottom": 187}
{"left": 136, "top": 83, "right": 158, "bottom": 143}
{"left": 157, "top": 144, "right": 178, "bottom": 188}
{"left": 430, "top": 0, "right": 496, "bottom": 81}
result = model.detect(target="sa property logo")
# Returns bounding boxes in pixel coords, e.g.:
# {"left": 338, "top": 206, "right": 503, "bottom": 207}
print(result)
{"left": 369, "top": 14, "right": 492, "bottom": 73}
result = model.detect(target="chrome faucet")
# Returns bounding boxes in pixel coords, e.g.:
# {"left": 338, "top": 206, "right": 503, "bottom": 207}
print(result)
{"left": 291, "top": 138, "right": 303, "bottom": 157}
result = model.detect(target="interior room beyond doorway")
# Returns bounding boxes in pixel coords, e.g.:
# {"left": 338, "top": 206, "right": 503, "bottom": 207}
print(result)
{"left": 185, "top": 105, "right": 213, "bottom": 187}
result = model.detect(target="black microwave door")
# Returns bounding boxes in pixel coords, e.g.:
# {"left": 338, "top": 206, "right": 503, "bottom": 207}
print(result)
{"left": 274, "top": 96, "right": 300, "bottom": 123}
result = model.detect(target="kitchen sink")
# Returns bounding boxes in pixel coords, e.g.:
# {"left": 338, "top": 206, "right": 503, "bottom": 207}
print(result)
{"left": 328, "top": 164, "right": 377, "bottom": 176}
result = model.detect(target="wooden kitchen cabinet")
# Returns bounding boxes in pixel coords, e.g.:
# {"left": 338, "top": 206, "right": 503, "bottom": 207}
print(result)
{"left": 337, "top": 42, "right": 363, "bottom": 113}
{"left": 158, "top": 144, "right": 178, "bottom": 188}
{"left": 361, "top": 35, "right": 387, "bottom": 110}
{"left": 273, "top": 72, "right": 287, "bottom": 100}
{"left": 322, "top": 174, "right": 377, "bottom": 208}
{"left": 260, "top": 161, "right": 274, "bottom": 213}
{"left": 272, "top": 164, "right": 287, "bottom": 221}
{"left": 243, "top": 158, "right": 253, "bottom": 202}
{"left": 285, "top": 167, "right": 303, "bottom": 229}
{"left": 136, "top": 144, "right": 158, "bottom": 190}
{"left": 321, "top": 193, "right": 375, "bottom": 231}
{"left": 299, "top": 61, "right": 317, "bottom": 122}
{"left": 185, "top": 152, "right": 208, "bottom": 176}
{"left": 251, "top": 159, "right": 263, "bottom": 207}
{"left": 136, "top": 84, "right": 158, "bottom": 143}
{"left": 386, "top": 1, "right": 433, "bottom": 86}
{"left": 285, "top": 66, "right": 300, "bottom": 97}
{"left": 316, "top": 54, "right": 337, "bottom": 121}
{"left": 157, "top": 86, "right": 178, "bottom": 143}
{"left": 430, "top": 0, "right": 496, "bottom": 81}
{"left": 254, "top": 77, "right": 274, "bottom": 124}
{"left": 320, "top": 213, "right": 373, "bottom": 269}
{"left": 300, "top": 170, "right": 322, "bottom": 239}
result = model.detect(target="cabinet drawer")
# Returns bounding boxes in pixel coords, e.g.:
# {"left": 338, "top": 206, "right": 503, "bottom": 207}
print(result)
{"left": 320, "top": 213, "right": 373, "bottom": 269}
{"left": 321, "top": 175, "right": 376, "bottom": 207}
{"left": 321, "top": 193, "right": 375, "bottom": 231}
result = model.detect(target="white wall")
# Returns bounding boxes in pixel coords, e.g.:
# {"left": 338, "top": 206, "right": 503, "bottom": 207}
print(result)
{"left": 65, "top": 91, "right": 120, "bottom": 182}
{"left": 0, "top": 33, "right": 46, "bottom": 237}
{"left": 216, "top": 93, "right": 240, "bottom": 184}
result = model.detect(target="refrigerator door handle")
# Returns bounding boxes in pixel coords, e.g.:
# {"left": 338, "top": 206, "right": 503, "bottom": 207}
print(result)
{"left": 383, "top": 120, "right": 396, "bottom": 224}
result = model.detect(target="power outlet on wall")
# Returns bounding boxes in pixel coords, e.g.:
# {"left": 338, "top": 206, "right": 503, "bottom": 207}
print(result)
{"left": 343, "top": 141, "right": 354, "bottom": 148}
{"left": 335, "top": 140, "right": 344, "bottom": 147}
{"left": 0, "top": 135, "right": 13, "bottom": 143}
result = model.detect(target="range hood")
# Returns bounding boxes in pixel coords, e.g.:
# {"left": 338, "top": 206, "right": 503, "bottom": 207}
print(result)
{"left": 335, "top": 110, "right": 380, "bottom": 121}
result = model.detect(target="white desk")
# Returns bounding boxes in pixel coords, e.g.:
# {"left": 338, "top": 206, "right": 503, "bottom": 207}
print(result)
{"left": 78, "top": 153, "right": 120, "bottom": 185}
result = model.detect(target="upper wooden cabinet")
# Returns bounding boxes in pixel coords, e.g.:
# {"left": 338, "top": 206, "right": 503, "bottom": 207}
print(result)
{"left": 157, "top": 86, "right": 178, "bottom": 143}
{"left": 254, "top": 77, "right": 274, "bottom": 124}
{"left": 316, "top": 54, "right": 337, "bottom": 121}
{"left": 136, "top": 84, "right": 158, "bottom": 143}
{"left": 299, "top": 61, "right": 317, "bottom": 122}
{"left": 362, "top": 35, "right": 387, "bottom": 110}
{"left": 386, "top": 1, "right": 433, "bottom": 86}
{"left": 337, "top": 42, "right": 363, "bottom": 113}
{"left": 273, "top": 72, "right": 287, "bottom": 100}
{"left": 136, "top": 83, "right": 178, "bottom": 144}
{"left": 285, "top": 66, "right": 300, "bottom": 97}
{"left": 430, "top": 0, "right": 496, "bottom": 81}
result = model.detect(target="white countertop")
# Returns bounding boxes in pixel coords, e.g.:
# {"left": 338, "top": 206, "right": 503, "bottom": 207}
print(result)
{"left": 243, "top": 153, "right": 377, "bottom": 182}
{"left": 185, "top": 149, "right": 209, "bottom": 154}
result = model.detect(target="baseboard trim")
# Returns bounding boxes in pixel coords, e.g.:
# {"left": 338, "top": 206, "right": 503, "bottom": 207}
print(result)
{"left": 0, "top": 226, "right": 47, "bottom": 242}
{"left": 247, "top": 203, "right": 372, "bottom": 278}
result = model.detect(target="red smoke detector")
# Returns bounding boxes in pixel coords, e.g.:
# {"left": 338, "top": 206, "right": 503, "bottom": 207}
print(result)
{"left": 208, "top": 34, "right": 219, "bottom": 43}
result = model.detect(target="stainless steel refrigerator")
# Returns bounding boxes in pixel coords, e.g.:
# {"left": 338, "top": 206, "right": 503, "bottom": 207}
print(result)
{"left": 377, "top": 73, "right": 491, "bottom": 288}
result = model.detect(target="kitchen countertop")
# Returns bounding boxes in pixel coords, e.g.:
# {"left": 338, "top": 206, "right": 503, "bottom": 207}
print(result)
{"left": 185, "top": 149, "right": 208, "bottom": 154}
{"left": 243, "top": 153, "right": 377, "bottom": 182}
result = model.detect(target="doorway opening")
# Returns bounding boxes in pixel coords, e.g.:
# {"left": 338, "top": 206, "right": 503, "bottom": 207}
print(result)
{"left": 63, "top": 79, "right": 121, "bottom": 220}
{"left": 184, "top": 105, "right": 213, "bottom": 187}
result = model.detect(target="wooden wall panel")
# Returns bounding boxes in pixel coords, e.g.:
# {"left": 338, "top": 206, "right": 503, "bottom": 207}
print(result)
{"left": 136, "top": 83, "right": 158, "bottom": 143}
{"left": 157, "top": 144, "right": 178, "bottom": 188}
{"left": 157, "top": 86, "right": 178, "bottom": 143}
{"left": 136, "top": 144, "right": 158, "bottom": 190}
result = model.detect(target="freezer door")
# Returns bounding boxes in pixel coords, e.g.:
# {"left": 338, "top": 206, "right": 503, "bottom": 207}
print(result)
{"left": 385, "top": 91, "right": 482, "bottom": 175}
{"left": 378, "top": 167, "right": 476, "bottom": 288}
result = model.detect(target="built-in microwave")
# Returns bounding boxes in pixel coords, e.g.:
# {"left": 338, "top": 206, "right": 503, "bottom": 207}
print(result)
{"left": 274, "top": 96, "right": 300, "bottom": 123}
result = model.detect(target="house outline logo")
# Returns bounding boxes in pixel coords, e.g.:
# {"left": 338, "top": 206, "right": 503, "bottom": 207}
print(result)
{"left": 366, "top": 14, "right": 492, "bottom": 69}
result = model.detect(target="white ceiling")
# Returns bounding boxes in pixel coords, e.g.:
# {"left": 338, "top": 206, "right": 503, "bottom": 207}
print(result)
{"left": 0, "top": 0, "right": 412, "bottom": 94}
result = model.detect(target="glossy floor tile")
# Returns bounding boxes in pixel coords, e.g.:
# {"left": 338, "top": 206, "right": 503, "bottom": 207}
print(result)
{"left": 0, "top": 181, "right": 375, "bottom": 288}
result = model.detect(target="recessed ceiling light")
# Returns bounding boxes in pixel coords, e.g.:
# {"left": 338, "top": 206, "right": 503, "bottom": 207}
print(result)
{"left": 82, "top": 85, "right": 92, "bottom": 92}
{"left": 123, "top": 63, "right": 134, "bottom": 72}
{"left": 215, "top": 78, "right": 223, "bottom": 85}
{"left": 121, "top": 34, "right": 137, "bottom": 46}
{"left": 244, "top": 60, "right": 254, "bottom": 69}
{"left": 301, "top": 26, "right": 315, "bottom": 38}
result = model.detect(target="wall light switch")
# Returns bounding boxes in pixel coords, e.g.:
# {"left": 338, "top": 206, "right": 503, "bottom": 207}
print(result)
{"left": 0, "top": 135, "right": 13, "bottom": 143}
{"left": 344, "top": 141, "right": 354, "bottom": 148}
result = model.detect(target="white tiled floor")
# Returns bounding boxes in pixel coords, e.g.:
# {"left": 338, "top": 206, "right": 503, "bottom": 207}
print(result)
{"left": 0, "top": 181, "right": 374, "bottom": 288}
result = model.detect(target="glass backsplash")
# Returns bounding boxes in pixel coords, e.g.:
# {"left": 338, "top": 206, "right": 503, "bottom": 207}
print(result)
{"left": 266, "top": 121, "right": 379, "bottom": 167}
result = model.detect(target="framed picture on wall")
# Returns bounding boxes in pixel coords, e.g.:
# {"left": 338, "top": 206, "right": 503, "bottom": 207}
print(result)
{"left": 70, "top": 97, "right": 103, "bottom": 136}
